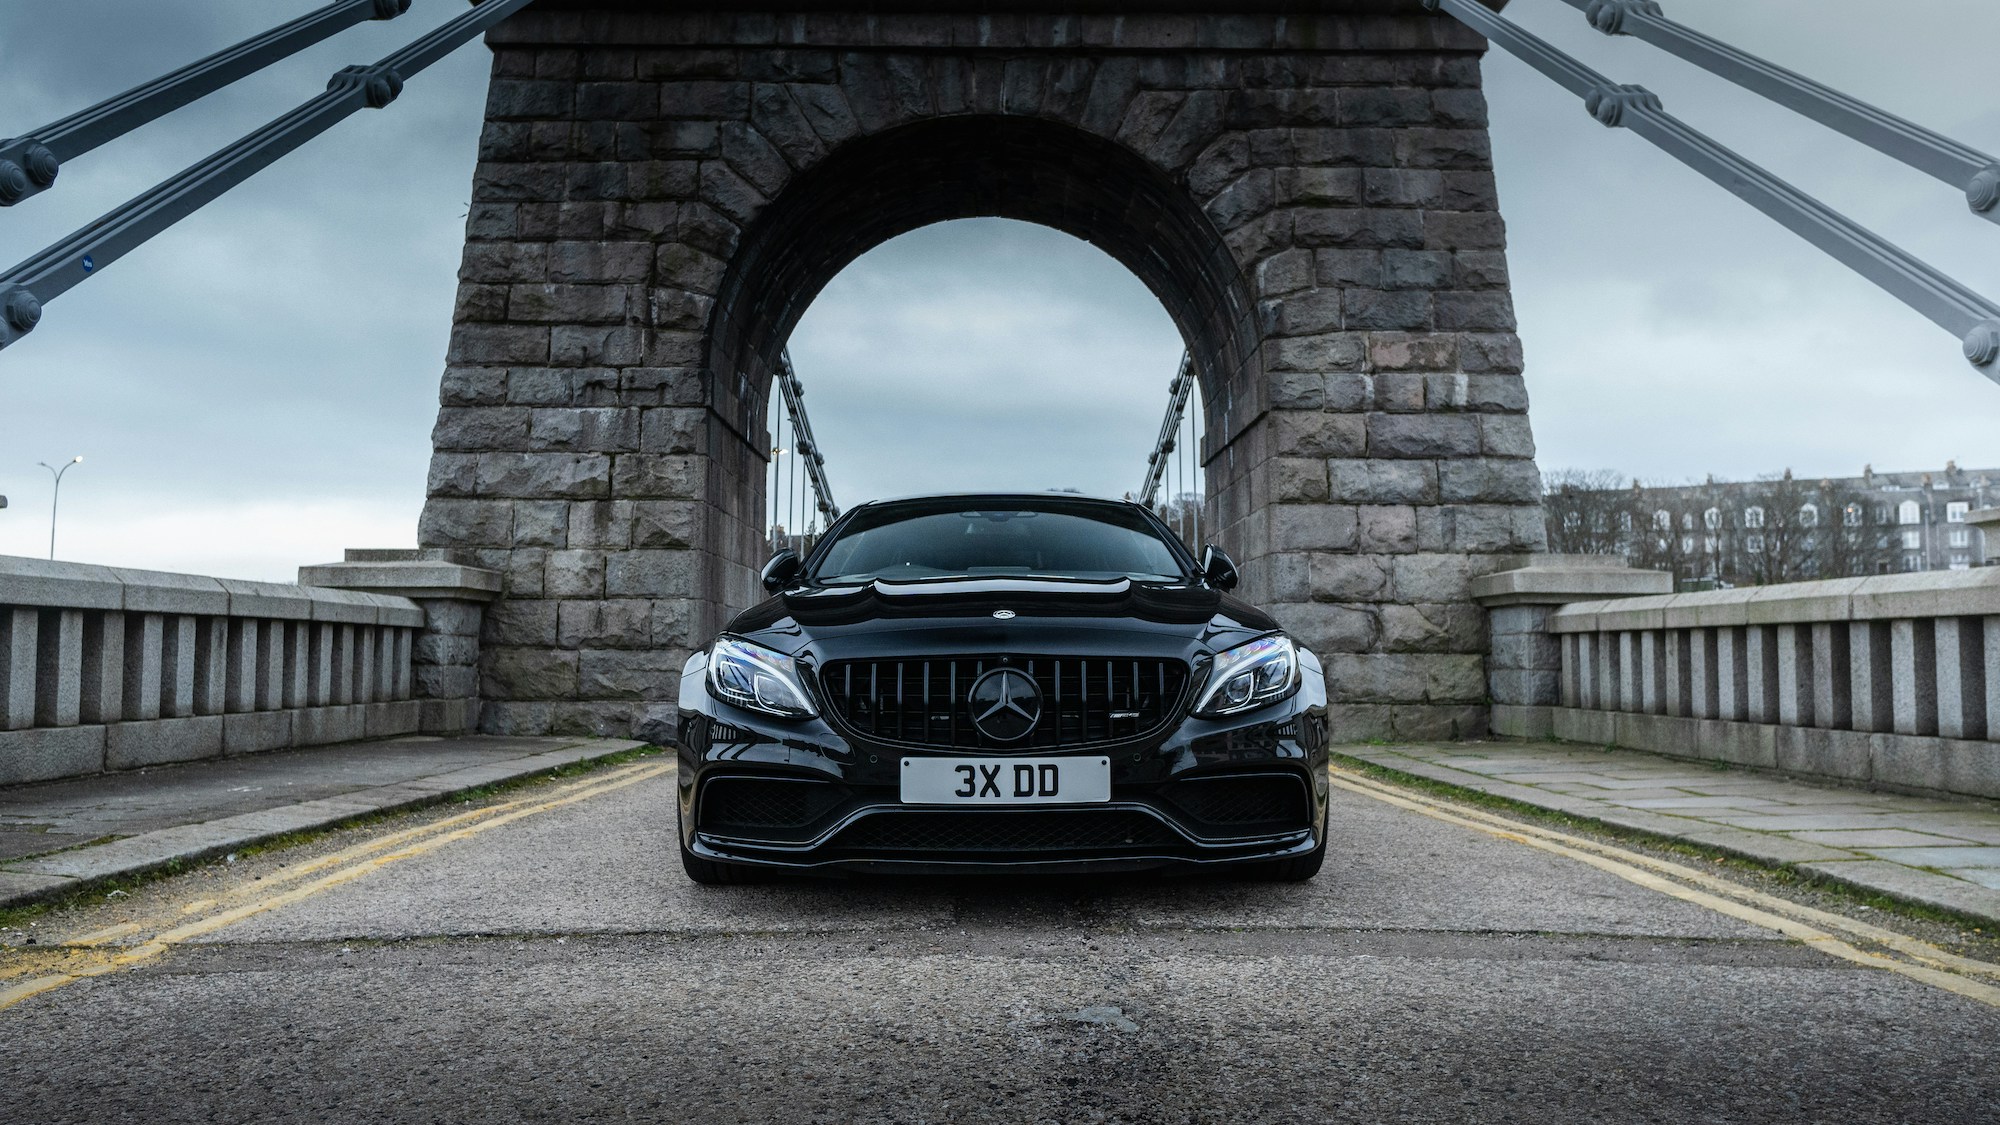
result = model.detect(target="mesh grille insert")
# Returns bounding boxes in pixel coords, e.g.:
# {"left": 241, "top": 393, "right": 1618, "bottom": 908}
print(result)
{"left": 834, "top": 809, "right": 1179, "bottom": 854}
{"left": 701, "top": 777, "right": 847, "bottom": 834}
{"left": 1163, "top": 774, "right": 1310, "bottom": 833}
{"left": 818, "top": 656, "right": 1191, "bottom": 751}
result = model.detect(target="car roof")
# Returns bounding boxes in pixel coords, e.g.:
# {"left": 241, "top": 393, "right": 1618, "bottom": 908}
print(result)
{"left": 850, "top": 490, "right": 1141, "bottom": 510}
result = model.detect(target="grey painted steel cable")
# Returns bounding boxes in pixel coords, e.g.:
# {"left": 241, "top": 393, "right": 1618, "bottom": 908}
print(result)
{"left": 1425, "top": 0, "right": 2000, "bottom": 378}
{"left": 0, "top": 0, "right": 414, "bottom": 208}
{"left": 1556, "top": 0, "right": 2000, "bottom": 226}
{"left": 775, "top": 350, "right": 841, "bottom": 526}
{"left": 0, "top": 0, "right": 540, "bottom": 351}
{"left": 1139, "top": 354, "right": 1196, "bottom": 507}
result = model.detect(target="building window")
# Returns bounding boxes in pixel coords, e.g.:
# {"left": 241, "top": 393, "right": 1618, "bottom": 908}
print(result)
{"left": 1747, "top": 535, "right": 1765, "bottom": 553}
{"left": 1844, "top": 504, "right": 1863, "bottom": 527}
{"left": 1744, "top": 506, "right": 1765, "bottom": 528}
{"left": 1903, "top": 529, "right": 1922, "bottom": 550}
{"left": 1899, "top": 500, "right": 1922, "bottom": 525}
{"left": 1704, "top": 536, "right": 1718, "bottom": 553}
{"left": 1875, "top": 505, "right": 1891, "bottom": 525}
{"left": 1951, "top": 529, "right": 1970, "bottom": 549}
{"left": 1799, "top": 504, "right": 1819, "bottom": 528}
{"left": 1682, "top": 513, "right": 1694, "bottom": 530}
{"left": 1948, "top": 501, "right": 1970, "bottom": 523}
{"left": 1654, "top": 509, "right": 1672, "bottom": 530}
{"left": 1703, "top": 507, "right": 1721, "bottom": 529}
{"left": 1951, "top": 554, "right": 1971, "bottom": 571}
{"left": 1563, "top": 511, "right": 1582, "bottom": 530}
{"left": 1681, "top": 536, "right": 1695, "bottom": 554}
{"left": 1618, "top": 511, "right": 1633, "bottom": 532}
{"left": 1905, "top": 554, "right": 1924, "bottom": 572}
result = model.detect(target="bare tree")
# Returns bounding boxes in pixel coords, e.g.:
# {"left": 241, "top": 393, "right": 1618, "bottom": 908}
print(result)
{"left": 1542, "top": 469, "right": 1633, "bottom": 556}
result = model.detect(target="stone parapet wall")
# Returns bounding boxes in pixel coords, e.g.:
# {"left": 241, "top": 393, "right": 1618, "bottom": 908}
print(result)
{"left": 1482, "top": 566, "right": 2000, "bottom": 800}
{"left": 0, "top": 556, "right": 427, "bottom": 786}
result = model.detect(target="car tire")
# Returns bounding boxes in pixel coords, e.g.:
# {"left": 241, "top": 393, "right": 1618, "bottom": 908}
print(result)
{"left": 678, "top": 800, "right": 769, "bottom": 886}
{"left": 1252, "top": 802, "right": 1327, "bottom": 882}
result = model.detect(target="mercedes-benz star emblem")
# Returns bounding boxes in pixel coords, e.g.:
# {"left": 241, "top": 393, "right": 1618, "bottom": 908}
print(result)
{"left": 992, "top": 610, "right": 1016, "bottom": 620}
{"left": 968, "top": 668, "right": 1042, "bottom": 742}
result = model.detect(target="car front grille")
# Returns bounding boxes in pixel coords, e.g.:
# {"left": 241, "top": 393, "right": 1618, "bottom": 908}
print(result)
{"left": 1162, "top": 774, "right": 1311, "bottom": 835}
{"left": 833, "top": 809, "right": 1181, "bottom": 854}
{"left": 700, "top": 777, "right": 847, "bottom": 837}
{"left": 816, "top": 656, "right": 1192, "bottom": 751}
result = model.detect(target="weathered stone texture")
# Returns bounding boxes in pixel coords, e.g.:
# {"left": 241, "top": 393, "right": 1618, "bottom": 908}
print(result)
{"left": 419, "top": 5, "right": 1544, "bottom": 741}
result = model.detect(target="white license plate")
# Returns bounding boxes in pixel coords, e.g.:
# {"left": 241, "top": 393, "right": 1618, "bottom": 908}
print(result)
{"left": 900, "top": 757, "right": 1111, "bottom": 805}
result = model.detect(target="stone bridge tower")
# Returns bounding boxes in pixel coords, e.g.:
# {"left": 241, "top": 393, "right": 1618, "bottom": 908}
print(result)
{"left": 420, "top": 0, "right": 1546, "bottom": 743}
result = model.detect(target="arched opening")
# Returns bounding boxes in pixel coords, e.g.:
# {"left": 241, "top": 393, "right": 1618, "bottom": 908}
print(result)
{"left": 758, "top": 219, "right": 1203, "bottom": 559}
{"left": 705, "top": 115, "right": 1259, "bottom": 613}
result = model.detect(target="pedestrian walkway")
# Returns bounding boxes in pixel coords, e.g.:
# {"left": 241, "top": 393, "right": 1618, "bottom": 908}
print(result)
{"left": 1342, "top": 741, "right": 2000, "bottom": 926}
{"left": 0, "top": 735, "right": 646, "bottom": 909}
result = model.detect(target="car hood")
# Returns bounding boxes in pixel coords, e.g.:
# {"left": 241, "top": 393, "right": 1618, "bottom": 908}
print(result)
{"left": 725, "top": 576, "right": 1280, "bottom": 662}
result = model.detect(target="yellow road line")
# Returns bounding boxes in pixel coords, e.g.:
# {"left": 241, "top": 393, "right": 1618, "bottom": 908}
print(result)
{"left": 0, "top": 760, "right": 672, "bottom": 1013}
{"left": 1330, "top": 768, "right": 2000, "bottom": 1009}
{"left": 1336, "top": 769, "right": 2000, "bottom": 983}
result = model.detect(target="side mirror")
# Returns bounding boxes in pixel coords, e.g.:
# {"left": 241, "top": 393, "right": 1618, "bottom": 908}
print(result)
{"left": 1200, "top": 545, "right": 1238, "bottom": 592}
{"left": 761, "top": 550, "right": 802, "bottom": 592}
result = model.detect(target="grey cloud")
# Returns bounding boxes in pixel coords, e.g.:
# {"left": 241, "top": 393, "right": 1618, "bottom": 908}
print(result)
{"left": 2, "top": 0, "right": 1999, "bottom": 575}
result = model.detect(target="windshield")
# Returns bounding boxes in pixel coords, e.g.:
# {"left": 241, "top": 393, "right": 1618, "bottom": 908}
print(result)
{"left": 810, "top": 501, "right": 1189, "bottom": 584}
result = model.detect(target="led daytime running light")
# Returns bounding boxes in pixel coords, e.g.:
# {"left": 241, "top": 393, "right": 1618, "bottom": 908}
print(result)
{"left": 707, "top": 636, "right": 817, "bottom": 718}
{"left": 1193, "top": 634, "right": 1299, "bottom": 717}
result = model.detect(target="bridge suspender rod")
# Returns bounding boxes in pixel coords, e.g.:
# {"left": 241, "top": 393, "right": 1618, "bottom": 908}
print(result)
{"left": 1556, "top": 0, "right": 2000, "bottom": 227}
{"left": 776, "top": 351, "right": 841, "bottom": 524}
{"left": 1138, "top": 354, "right": 1196, "bottom": 508}
{"left": 0, "top": 0, "right": 539, "bottom": 352}
{"left": 0, "top": 0, "right": 415, "bottom": 209}
{"left": 1422, "top": 0, "right": 2000, "bottom": 380}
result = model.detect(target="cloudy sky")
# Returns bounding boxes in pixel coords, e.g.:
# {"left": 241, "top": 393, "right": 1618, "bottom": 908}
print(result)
{"left": 0, "top": 0, "right": 1995, "bottom": 580}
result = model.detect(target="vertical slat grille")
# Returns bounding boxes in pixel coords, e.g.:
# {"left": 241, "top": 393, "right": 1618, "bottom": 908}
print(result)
{"left": 818, "top": 656, "right": 1190, "bottom": 751}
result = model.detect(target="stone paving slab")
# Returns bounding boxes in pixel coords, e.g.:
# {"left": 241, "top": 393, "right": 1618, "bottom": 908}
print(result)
{"left": 0, "top": 735, "right": 646, "bottom": 909}
{"left": 1342, "top": 742, "right": 2000, "bottom": 927}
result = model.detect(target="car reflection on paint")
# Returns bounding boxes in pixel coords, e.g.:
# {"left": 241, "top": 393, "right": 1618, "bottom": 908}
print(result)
{"left": 669, "top": 492, "right": 1330, "bottom": 883}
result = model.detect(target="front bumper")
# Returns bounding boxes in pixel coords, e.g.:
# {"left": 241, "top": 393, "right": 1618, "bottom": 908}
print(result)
{"left": 670, "top": 689, "right": 1329, "bottom": 876}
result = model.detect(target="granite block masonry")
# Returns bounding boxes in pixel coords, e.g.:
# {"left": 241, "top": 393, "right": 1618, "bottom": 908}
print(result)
{"left": 420, "top": 2, "right": 1548, "bottom": 742}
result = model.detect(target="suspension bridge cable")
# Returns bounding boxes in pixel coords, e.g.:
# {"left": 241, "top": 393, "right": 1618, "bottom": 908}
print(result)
{"left": 1138, "top": 353, "right": 1196, "bottom": 507}
{"left": 1552, "top": 0, "right": 2000, "bottom": 227}
{"left": 0, "top": 0, "right": 416, "bottom": 209}
{"left": 774, "top": 350, "right": 841, "bottom": 526}
{"left": 0, "top": 0, "right": 541, "bottom": 351}
{"left": 1424, "top": 0, "right": 2000, "bottom": 379}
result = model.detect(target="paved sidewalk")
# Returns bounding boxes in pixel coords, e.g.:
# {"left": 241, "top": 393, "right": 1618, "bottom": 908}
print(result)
{"left": 0, "top": 735, "right": 646, "bottom": 909}
{"left": 1342, "top": 742, "right": 2000, "bottom": 926}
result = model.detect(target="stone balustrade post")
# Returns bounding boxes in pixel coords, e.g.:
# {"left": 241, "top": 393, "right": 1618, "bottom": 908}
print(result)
{"left": 1471, "top": 556, "right": 1674, "bottom": 738}
{"left": 298, "top": 550, "right": 500, "bottom": 735}
{"left": 1968, "top": 508, "right": 2000, "bottom": 564}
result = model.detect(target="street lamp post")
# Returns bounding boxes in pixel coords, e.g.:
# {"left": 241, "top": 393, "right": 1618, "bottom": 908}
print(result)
{"left": 38, "top": 455, "right": 81, "bottom": 560}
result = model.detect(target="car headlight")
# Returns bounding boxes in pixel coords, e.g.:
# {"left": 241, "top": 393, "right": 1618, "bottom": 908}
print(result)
{"left": 1193, "top": 634, "right": 1299, "bottom": 717}
{"left": 706, "top": 636, "right": 817, "bottom": 719}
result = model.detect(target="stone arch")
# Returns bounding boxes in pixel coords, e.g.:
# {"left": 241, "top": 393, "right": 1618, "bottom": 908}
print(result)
{"left": 699, "top": 114, "right": 1263, "bottom": 622}
{"left": 424, "top": 5, "right": 1548, "bottom": 743}
{"left": 707, "top": 115, "right": 1261, "bottom": 448}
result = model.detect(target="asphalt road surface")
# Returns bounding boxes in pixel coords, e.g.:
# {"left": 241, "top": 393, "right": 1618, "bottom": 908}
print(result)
{"left": 4, "top": 758, "right": 1999, "bottom": 1124}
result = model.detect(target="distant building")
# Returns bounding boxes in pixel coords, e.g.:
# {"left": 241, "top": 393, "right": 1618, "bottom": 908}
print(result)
{"left": 1543, "top": 463, "right": 1998, "bottom": 588}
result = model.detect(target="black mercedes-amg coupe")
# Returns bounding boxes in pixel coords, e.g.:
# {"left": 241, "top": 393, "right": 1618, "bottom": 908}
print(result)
{"left": 671, "top": 492, "right": 1329, "bottom": 883}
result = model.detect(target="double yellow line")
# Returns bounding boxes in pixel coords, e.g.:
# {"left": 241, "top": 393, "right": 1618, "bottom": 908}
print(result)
{"left": 9, "top": 755, "right": 1994, "bottom": 1015}
{"left": 1330, "top": 767, "right": 2000, "bottom": 1009}
{"left": 0, "top": 759, "right": 673, "bottom": 1013}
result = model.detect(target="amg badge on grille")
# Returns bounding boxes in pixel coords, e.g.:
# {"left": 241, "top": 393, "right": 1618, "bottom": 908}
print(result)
{"left": 968, "top": 668, "right": 1041, "bottom": 742}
